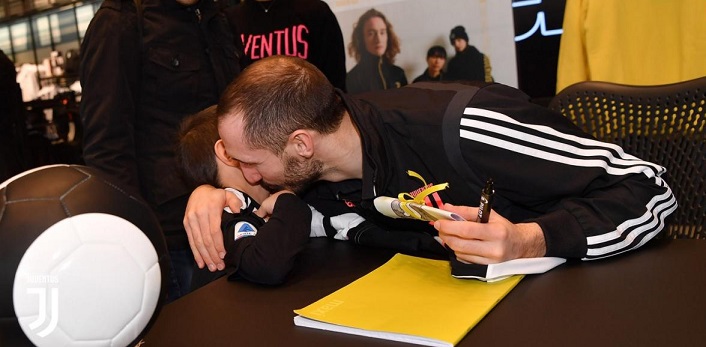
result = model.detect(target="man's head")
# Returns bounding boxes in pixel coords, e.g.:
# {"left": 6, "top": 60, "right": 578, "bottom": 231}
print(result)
{"left": 177, "top": 105, "right": 269, "bottom": 202}
{"left": 349, "top": 8, "right": 401, "bottom": 63}
{"left": 425, "top": 45, "right": 446, "bottom": 77}
{"left": 449, "top": 25, "right": 469, "bottom": 53}
{"left": 217, "top": 56, "right": 346, "bottom": 193}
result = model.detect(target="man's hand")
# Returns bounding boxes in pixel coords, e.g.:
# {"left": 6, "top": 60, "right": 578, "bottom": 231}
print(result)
{"left": 183, "top": 185, "right": 243, "bottom": 271}
{"left": 433, "top": 203, "right": 546, "bottom": 264}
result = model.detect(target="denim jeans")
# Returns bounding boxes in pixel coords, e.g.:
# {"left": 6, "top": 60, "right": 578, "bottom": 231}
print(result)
{"left": 166, "top": 248, "right": 195, "bottom": 303}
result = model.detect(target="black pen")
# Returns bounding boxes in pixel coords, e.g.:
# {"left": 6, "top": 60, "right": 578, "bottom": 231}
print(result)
{"left": 477, "top": 178, "right": 494, "bottom": 223}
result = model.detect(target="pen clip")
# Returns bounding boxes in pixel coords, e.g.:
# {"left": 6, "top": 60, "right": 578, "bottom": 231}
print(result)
{"left": 477, "top": 178, "right": 494, "bottom": 223}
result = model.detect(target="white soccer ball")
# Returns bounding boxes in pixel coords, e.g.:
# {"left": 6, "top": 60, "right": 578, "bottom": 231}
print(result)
{"left": 0, "top": 165, "right": 168, "bottom": 346}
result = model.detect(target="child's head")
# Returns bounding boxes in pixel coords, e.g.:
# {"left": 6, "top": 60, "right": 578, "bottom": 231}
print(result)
{"left": 176, "top": 105, "right": 270, "bottom": 202}
{"left": 177, "top": 105, "right": 221, "bottom": 188}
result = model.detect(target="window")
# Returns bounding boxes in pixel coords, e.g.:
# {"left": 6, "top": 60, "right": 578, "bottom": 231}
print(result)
{"left": 0, "top": 26, "right": 11, "bottom": 53}
{"left": 0, "top": 0, "right": 102, "bottom": 64}
{"left": 75, "top": 3, "right": 95, "bottom": 39}
{"left": 10, "top": 20, "right": 30, "bottom": 52}
{"left": 33, "top": 15, "right": 52, "bottom": 47}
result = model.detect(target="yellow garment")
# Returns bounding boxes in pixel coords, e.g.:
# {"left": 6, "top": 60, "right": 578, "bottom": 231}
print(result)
{"left": 556, "top": 0, "right": 706, "bottom": 93}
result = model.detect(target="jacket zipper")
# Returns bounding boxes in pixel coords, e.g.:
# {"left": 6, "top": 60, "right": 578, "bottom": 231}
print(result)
{"left": 377, "top": 57, "right": 387, "bottom": 90}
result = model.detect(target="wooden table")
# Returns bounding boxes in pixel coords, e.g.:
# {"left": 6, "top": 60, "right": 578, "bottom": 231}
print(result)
{"left": 143, "top": 238, "right": 706, "bottom": 346}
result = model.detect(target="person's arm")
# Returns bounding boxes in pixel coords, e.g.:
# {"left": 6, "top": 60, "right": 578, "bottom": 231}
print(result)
{"left": 309, "top": 208, "right": 364, "bottom": 240}
{"left": 79, "top": 4, "right": 142, "bottom": 196}
{"left": 434, "top": 205, "right": 545, "bottom": 264}
{"left": 348, "top": 220, "right": 447, "bottom": 255}
{"left": 309, "top": 206, "right": 448, "bottom": 255}
{"left": 183, "top": 185, "right": 244, "bottom": 271}
{"left": 397, "top": 66, "right": 408, "bottom": 88}
{"left": 482, "top": 54, "right": 493, "bottom": 82}
{"left": 226, "top": 193, "right": 312, "bottom": 285}
{"left": 444, "top": 84, "right": 675, "bottom": 262}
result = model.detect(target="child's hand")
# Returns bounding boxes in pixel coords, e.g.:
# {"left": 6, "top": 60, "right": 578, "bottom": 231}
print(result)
{"left": 255, "top": 190, "right": 295, "bottom": 219}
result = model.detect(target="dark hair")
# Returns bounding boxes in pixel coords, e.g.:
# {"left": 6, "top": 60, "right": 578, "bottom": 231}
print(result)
{"left": 426, "top": 45, "right": 447, "bottom": 59}
{"left": 348, "top": 8, "right": 401, "bottom": 63}
{"left": 449, "top": 25, "right": 469, "bottom": 44}
{"left": 217, "top": 56, "right": 346, "bottom": 155}
{"left": 176, "top": 105, "right": 222, "bottom": 188}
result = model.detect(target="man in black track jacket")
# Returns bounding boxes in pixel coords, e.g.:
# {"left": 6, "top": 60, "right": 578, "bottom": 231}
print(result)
{"left": 189, "top": 56, "right": 676, "bottom": 270}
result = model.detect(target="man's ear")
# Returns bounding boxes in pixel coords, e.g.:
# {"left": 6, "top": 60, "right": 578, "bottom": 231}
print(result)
{"left": 214, "top": 139, "right": 238, "bottom": 167}
{"left": 288, "top": 130, "right": 314, "bottom": 158}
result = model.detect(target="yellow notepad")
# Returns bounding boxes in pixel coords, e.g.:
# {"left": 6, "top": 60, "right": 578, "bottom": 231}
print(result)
{"left": 294, "top": 253, "right": 522, "bottom": 347}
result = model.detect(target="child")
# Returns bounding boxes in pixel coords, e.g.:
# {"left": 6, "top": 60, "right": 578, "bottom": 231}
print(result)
{"left": 177, "top": 106, "right": 363, "bottom": 289}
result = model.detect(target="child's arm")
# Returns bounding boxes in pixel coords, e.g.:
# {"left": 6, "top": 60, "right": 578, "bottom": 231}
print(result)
{"left": 224, "top": 192, "right": 312, "bottom": 285}
{"left": 254, "top": 190, "right": 296, "bottom": 219}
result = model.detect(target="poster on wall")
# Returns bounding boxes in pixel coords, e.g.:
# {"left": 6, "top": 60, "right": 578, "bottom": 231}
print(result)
{"left": 323, "top": 0, "right": 518, "bottom": 90}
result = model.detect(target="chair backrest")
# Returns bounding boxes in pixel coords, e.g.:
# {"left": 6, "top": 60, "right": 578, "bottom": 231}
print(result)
{"left": 548, "top": 77, "right": 706, "bottom": 239}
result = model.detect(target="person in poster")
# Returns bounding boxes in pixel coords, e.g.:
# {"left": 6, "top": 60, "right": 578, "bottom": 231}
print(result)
{"left": 446, "top": 25, "right": 493, "bottom": 82}
{"left": 345, "top": 8, "right": 407, "bottom": 94}
{"left": 412, "top": 45, "right": 447, "bottom": 83}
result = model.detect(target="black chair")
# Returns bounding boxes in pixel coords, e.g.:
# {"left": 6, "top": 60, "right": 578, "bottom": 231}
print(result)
{"left": 548, "top": 77, "right": 706, "bottom": 239}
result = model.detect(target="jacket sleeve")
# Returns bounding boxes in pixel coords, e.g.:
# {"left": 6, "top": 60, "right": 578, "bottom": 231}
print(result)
{"left": 345, "top": 220, "right": 446, "bottom": 255}
{"left": 309, "top": 204, "right": 447, "bottom": 255}
{"left": 226, "top": 193, "right": 312, "bottom": 285}
{"left": 79, "top": 4, "right": 142, "bottom": 196}
{"left": 460, "top": 84, "right": 676, "bottom": 260}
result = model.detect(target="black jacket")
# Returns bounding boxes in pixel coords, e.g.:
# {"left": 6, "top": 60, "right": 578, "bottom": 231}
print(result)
{"left": 346, "top": 53, "right": 408, "bottom": 94}
{"left": 446, "top": 45, "right": 492, "bottom": 82}
{"left": 412, "top": 69, "right": 445, "bottom": 83}
{"left": 80, "top": 0, "right": 241, "bottom": 243}
{"left": 0, "top": 49, "right": 27, "bottom": 181}
{"left": 335, "top": 81, "right": 675, "bottom": 260}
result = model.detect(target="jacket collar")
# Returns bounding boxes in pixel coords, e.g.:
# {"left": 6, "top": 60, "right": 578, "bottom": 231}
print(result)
{"left": 337, "top": 89, "right": 390, "bottom": 200}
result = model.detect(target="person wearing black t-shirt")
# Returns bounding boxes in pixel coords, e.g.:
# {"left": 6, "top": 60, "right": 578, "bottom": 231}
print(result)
{"left": 225, "top": 0, "right": 347, "bottom": 90}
